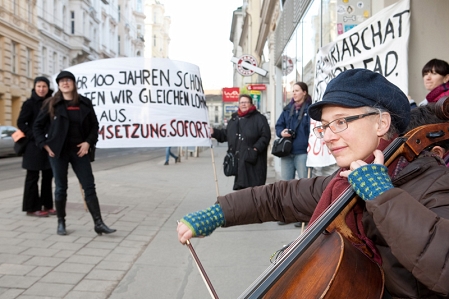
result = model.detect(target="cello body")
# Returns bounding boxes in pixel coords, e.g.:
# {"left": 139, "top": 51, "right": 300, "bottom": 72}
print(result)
{"left": 263, "top": 231, "right": 384, "bottom": 299}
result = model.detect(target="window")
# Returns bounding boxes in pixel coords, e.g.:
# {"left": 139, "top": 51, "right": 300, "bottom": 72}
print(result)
{"left": 26, "top": 48, "right": 32, "bottom": 77}
{"left": 118, "top": 5, "right": 121, "bottom": 21}
{"left": 11, "top": 42, "right": 17, "bottom": 74}
{"left": 42, "top": 47, "right": 47, "bottom": 73}
{"left": 117, "top": 35, "right": 120, "bottom": 55}
{"left": 136, "top": 0, "right": 142, "bottom": 12}
{"left": 28, "top": 0, "right": 33, "bottom": 23}
{"left": 153, "top": 12, "right": 157, "bottom": 23}
{"left": 153, "top": 35, "right": 156, "bottom": 47}
{"left": 63, "top": 6, "right": 67, "bottom": 31}
{"left": 71, "top": 11, "right": 75, "bottom": 34}
{"left": 42, "top": 0, "right": 47, "bottom": 18}
{"left": 53, "top": 52, "right": 57, "bottom": 74}
{"left": 13, "top": 0, "right": 19, "bottom": 15}
{"left": 63, "top": 56, "right": 67, "bottom": 69}
{"left": 53, "top": 0, "right": 57, "bottom": 25}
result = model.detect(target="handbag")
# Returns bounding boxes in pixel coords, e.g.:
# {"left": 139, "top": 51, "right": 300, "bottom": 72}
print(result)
{"left": 271, "top": 137, "right": 293, "bottom": 157}
{"left": 271, "top": 103, "right": 306, "bottom": 158}
{"left": 88, "top": 145, "right": 96, "bottom": 162}
{"left": 223, "top": 119, "right": 240, "bottom": 176}
{"left": 12, "top": 129, "right": 28, "bottom": 156}
{"left": 223, "top": 151, "right": 238, "bottom": 176}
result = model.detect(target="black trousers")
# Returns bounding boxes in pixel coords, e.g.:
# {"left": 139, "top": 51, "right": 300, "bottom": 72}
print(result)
{"left": 22, "top": 168, "right": 53, "bottom": 212}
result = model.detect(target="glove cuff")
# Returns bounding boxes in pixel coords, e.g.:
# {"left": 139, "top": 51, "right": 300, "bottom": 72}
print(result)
{"left": 348, "top": 164, "right": 393, "bottom": 201}
{"left": 181, "top": 204, "right": 225, "bottom": 237}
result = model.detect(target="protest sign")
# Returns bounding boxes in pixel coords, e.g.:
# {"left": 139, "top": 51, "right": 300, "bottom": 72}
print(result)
{"left": 308, "top": 0, "right": 410, "bottom": 167}
{"left": 59, "top": 57, "right": 211, "bottom": 148}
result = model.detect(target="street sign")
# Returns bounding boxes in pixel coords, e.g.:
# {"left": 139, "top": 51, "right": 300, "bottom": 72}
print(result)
{"left": 247, "top": 84, "right": 266, "bottom": 91}
{"left": 231, "top": 55, "right": 268, "bottom": 77}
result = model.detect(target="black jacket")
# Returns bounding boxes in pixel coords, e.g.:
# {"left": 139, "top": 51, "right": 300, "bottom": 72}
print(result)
{"left": 33, "top": 95, "right": 99, "bottom": 158}
{"left": 213, "top": 109, "right": 271, "bottom": 190}
{"left": 17, "top": 89, "right": 53, "bottom": 170}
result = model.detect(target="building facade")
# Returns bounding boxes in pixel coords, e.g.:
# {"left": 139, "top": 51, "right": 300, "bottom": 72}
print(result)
{"left": 0, "top": 0, "right": 170, "bottom": 128}
{"left": 144, "top": 0, "right": 170, "bottom": 58}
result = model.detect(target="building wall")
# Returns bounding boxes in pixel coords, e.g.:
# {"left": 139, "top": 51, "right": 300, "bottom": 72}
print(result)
{"left": 144, "top": 0, "right": 170, "bottom": 59}
{"left": 0, "top": 0, "right": 40, "bottom": 126}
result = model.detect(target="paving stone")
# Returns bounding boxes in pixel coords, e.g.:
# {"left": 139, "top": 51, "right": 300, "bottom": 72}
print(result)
{"left": 17, "top": 240, "right": 53, "bottom": 249}
{"left": 53, "top": 250, "right": 76, "bottom": 258}
{"left": 65, "top": 255, "right": 103, "bottom": 265}
{"left": 0, "top": 264, "right": 35, "bottom": 275}
{"left": 63, "top": 290, "right": 108, "bottom": 299}
{"left": 21, "top": 282, "right": 73, "bottom": 297}
{"left": 53, "top": 262, "right": 95, "bottom": 274}
{"left": 23, "top": 256, "right": 64, "bottom": 267}
{"left": 40, "top": 272, "right": 84, "bottom": 284}
{"left": 20, "top": 247, "right": 60, "bottom": 257}
{"left": 0, "top": 254, "right": 31, "bottom": 264}
{"left": 104, "top": 253, "right": 137, "bottom": 263}
{"left": 25, "top": 266, "right": 52, "bottom": 278}
{"left": 0, "top": 246, "right": 28, "bottom": 255}
{"left": 0, "top": 276, "right": 39, "bottom": 288}
{"left": 75, "top": 248, "right": 112, "bottom": 257}
{"left": 85, "top": 242, "right": 117, "bottom": 250}
{"left": 0, "top": 288, "right": 24, "bottom": 299}
{"left": 48, "top": 242, "right": 84, "bottom": 251}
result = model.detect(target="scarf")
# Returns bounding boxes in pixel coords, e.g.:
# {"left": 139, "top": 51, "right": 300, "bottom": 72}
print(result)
{"left": 237, "top": 104, "right": 256, "bottom": 117}
{"left": 426, "top": 82, "right": 449, "bottom": 103}
{"left": 309, "top": 138, "right": 401, "bottom": 265}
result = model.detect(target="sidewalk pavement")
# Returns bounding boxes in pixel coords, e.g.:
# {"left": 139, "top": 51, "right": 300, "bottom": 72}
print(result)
{"left": 0, "top": 145, "right": 301, "bottom": 299}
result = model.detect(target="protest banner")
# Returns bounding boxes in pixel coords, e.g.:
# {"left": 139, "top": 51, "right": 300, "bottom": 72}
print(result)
{"left": 58, "top": 57, "right": 211, "bottom": 148}
{"left": 308, "top": 0, "right": 410, "bottom": 167}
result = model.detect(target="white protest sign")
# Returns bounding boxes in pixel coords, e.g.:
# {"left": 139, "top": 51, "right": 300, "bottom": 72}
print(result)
{"left": 61, "top": 57, "right": 211, "bottom": 148}
{"left": 308, "top": 0, "right": 410, "bottom": 167}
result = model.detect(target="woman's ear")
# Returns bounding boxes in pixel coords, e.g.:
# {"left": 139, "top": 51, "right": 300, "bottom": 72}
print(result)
{"left": 377, "top": 112, "right": 391, "bottom": 136}
{"left": 430, "top": 146, "right": 446, "bottom": 159}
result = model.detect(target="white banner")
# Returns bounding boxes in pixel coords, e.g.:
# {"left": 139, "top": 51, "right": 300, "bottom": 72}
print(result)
{"left": 60, "top": 57, "right": 211, "bottom": 148}
{"left": 308, "top": 0, "right": 410, "bottom": 167}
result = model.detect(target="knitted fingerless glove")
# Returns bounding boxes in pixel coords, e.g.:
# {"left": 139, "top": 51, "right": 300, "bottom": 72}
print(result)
{"left": 180, "top": 204, "right": 225, "bottom": 237}
{"left": 347, "top": 164, "right": 393, "bottom": 201}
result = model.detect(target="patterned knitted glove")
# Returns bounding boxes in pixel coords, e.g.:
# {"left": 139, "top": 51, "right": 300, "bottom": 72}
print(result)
{"left": 180, "top": 204, "right": 225, "bottom": 237}
{"left": 347, "top": 164, "right": 393, "bottom": 201}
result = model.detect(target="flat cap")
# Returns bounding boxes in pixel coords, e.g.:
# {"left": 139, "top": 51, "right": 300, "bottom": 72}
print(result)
{"left": 308, "top": 69, "right": 410, "bottom": 133}
{"left": 56, "top": 71, "right": 76, "bottom": 84}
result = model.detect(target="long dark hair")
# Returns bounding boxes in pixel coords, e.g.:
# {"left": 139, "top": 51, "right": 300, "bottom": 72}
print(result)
{"left": 43, "top": 84, "right": 80, "bottom": 118}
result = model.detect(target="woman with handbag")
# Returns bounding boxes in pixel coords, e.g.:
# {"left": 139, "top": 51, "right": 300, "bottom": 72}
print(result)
{"left": 212, "top": 94, "right": 271, "bottom": 190}
{"left": 17, "top": 77, "right": 54, "bottom": 217}
{"left": 34, "top": 71, "right": 116, "bottom": 236}
{"left": 275, "top": 82, "right": 312, "bottom": 181}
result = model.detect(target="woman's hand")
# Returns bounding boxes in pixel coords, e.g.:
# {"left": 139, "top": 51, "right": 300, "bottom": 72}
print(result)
{"left": 281, "top": 129, "right": 292, "bottom": 138}
{"left": 340, "top": 150, "right": 385, "bottom": 177}
{"left": 77, "top": 142, "right": 91, "bottom": 157}
{"left": 177, "top": 221, "right": 195, "bottom": 244}
{"left": 44, "top": 145, "right": 55, "bottom": 158}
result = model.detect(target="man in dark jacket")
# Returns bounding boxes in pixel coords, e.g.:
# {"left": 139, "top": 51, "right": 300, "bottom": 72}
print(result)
{"left": 177, "top": 69, "right": 449, "bottom": 298}
{"left": 212, "top": 94, "right": 271, "bottom": 190}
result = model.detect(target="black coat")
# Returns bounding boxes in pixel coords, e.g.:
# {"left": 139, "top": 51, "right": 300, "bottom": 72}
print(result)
{"left": 213, "top": 109, "right": 271, "bottom": 190}
{"left": 33, "top": 95, "right": 99, "bottom": 159}
{"left": 17, "top": 89, "right": 53, "bottom": 170}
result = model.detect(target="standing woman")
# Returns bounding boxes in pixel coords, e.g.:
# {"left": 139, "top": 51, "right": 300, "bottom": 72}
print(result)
{"left": 419, "top": 58, "right": 449, "bottom": 106}
{"left": 17, "top": 77, "right": 54, "bottom": 217}
{"left": 275, "top": 82, "right": 312, "bottom": 180}
{"left": 212, "top": 94, "right": 271, "bottom": 190}
{"left": 34, "top": 71, "right": 116, "bottom": 236}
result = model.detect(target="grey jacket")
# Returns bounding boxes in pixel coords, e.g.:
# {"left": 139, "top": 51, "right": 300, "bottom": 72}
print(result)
{"left": 217, "top": 156, "right": 449, "bottom": 298}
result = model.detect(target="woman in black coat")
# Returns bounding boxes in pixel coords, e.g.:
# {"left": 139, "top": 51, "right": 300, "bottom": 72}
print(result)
{"left": 34, "top": 71, "right": 115, "bottom": 236}
{"left": 17, "top": 77, "right": 54, "bottom": 217}
{"left": 212, "top": 94, "right": 271, "bottom": 190}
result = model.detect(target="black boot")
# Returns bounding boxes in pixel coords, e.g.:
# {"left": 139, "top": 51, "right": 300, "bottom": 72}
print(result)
{"left": 86, "top": 198, "right": 116, "bottom": 235}
{"left": 55, "top": 200, "right": 67, "bottom": 235}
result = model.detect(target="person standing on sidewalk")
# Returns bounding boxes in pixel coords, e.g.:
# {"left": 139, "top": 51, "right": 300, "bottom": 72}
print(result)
{"left": 34, "top": 71, "right": 116, "bottom": 236}
{"left": 177, "top": 69, "right": 449, "bottom": 298}
{"left": 211, "top": 94, "right": 271, "bottom": 190}
{"left": 164, "top": 147, "right": 179, "bottom": 165}
{"left": 17, "top": 76, "right": 54, "bottom": 217}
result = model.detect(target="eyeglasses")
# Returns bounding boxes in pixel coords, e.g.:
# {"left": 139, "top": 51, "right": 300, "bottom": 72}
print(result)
{"left": 59, "top": 78, "right": 72, "bottom": 83}
{"left": 313, "top": 112, "right": 379, "bottom": 139}
{"left": 239, "top": 101, "right": 251, "bottom": 105}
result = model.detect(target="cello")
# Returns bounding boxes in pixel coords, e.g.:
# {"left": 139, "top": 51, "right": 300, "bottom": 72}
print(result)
{"left": 187, "top": 97, "right": 449, "bottom": 299}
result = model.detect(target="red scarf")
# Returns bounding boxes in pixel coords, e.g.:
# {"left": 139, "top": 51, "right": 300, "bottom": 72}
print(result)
{"left": 426, "top": 82, "right": 449, "bottom": 103}
{"left": 237, "top": 105, "right": 256, "bottom": 117}
{"left": 309, "top": 138, "right": 400, "bottom": 265}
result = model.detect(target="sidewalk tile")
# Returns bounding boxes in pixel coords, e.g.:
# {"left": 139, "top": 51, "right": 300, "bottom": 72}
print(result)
{"left": 22, "top": 282, "right": 73, "bottom": 297}
{"left": 73, "top": 280, "right": 117, "bottom": 292}
{"left": 40, "top": 272, "right": 84, "bottom": 284}
{"left": 53, "top": 262, "right": 95, "bottom": 274}
{"left": 64, "top": 290, "right": 107, "bottom": 299}
{"left": 0, "top": 264, "right": 35, "bottom": 275}
{"left": 0, "top": 276, "right": 39, "bottom": 288}
{"left": 23, "top": 256, "right": 64, "bottom": 267}
{"left": 85, "top": 269, "right": 125, "bottom": 281}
